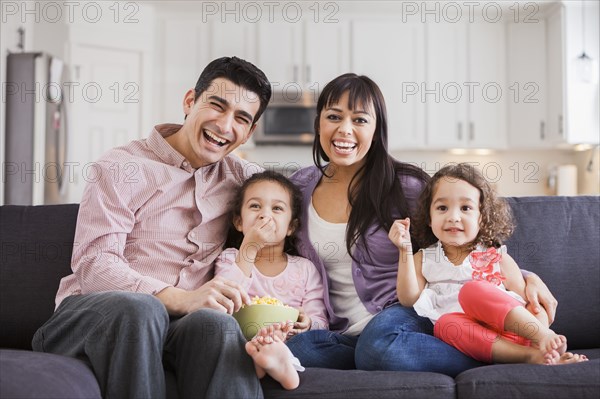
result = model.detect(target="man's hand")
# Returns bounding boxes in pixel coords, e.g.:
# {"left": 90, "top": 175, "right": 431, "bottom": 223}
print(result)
{"left": 156, "top": 276, "right": 250, "bottom": 316}
{"left": 524, "top": 274, "right": 558, "bottom": 324}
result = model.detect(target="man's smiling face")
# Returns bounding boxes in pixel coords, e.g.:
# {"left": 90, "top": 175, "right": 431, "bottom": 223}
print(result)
{"left": 179, "top": 77, "right": 260, "bottom": 167}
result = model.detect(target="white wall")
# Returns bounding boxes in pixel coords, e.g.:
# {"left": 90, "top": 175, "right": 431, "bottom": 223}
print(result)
{"left": 575, "top": 147, "right": 600, "bottom": 195}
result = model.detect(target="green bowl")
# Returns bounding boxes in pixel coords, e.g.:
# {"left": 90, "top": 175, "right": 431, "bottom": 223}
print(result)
{"left": 233, "top": 304, "right": 299, "bottom": 340}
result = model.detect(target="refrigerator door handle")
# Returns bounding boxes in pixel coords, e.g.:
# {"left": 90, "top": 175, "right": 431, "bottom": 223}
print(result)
{"left": 57, "top": 96, "right": 68, "bottom": 195}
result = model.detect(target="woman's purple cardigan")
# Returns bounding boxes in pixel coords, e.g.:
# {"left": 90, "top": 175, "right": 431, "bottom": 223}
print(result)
{"left": 290, "top": 165, "right": 426, "bottom": 332}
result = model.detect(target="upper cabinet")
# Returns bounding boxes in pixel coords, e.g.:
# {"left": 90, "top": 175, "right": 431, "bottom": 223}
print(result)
{"left": 350, "top": 18, "right": 426, "bottom": 150}
{"left": 256, "top": 18, "right": 349, "bottom": 94}
{"left": 509, "top": 1, "right": 599, "bottom": 148}
{"left": 507, "top": 19, "right": 549, "bottom": 148}
{"left": 155, "top": 1, "right": 598, "bottom": 150}
{"left": 546, "top": 6, "right": 566, "bottom": 144}
{"left": 426, "top": 19, "right": 507, "bottom": 149}
{"left": 553, "top": 1, "right": 599, "bottom": 145}
{"left": 160, "top": 16, "right": 259, "bottom": 122}
{"left": 256, "top": 20, "right": 303, "bottom": 88}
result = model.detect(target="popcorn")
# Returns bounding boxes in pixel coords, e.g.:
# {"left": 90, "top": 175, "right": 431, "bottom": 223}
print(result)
{"left": 248, "top": 295, "right": 288, "bottom": 307}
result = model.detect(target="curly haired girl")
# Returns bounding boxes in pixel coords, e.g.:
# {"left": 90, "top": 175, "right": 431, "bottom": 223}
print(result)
{"left": 388, "top": 163, "right": 587, "bottom": 365}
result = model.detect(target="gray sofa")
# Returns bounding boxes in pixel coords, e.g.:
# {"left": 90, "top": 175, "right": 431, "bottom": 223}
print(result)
{"left": 1, "top": 196, "right": 599, "bottom": 398}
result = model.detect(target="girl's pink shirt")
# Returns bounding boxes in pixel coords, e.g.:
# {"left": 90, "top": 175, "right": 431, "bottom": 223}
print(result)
{"left": 215, "top": 247, "right": 329, "bottom": 330}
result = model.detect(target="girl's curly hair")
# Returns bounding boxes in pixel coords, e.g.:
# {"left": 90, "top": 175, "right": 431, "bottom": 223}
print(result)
{"left": 224, "top": 170, "right": 303, "bottom": 256}
{"left": 412, "top": 163, "right": 514, "bottom": 251}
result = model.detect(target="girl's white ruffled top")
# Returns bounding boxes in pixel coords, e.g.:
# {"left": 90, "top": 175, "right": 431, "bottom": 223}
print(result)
{"left": 413, "top": 242, "right": 525, "bottom": 324}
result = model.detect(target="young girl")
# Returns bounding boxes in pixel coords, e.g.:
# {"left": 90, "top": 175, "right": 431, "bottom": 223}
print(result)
{"left": 388, "top": 163, "right": 588, "bottom": 366}
{"left": 215, "top": 170, "right": 328, "bottom": 389}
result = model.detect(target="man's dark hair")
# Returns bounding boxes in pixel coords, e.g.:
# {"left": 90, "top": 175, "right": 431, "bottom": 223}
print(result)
{"left": 194, "top": 56, "right": 272, "bottom": 124}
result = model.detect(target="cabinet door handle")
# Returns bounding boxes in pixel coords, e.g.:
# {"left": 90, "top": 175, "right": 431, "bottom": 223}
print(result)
{"left": 469, "top": 122, "right": 474, "bottom": 141}
{"left": 293, "top": 65, "right": 299, "bottom": 83}
{"left": 558, "top": 115, "right": 564, "bottom": 137}
{"left": 540, "top": 121, "right": 545, "bottom": 140}
{"left": 457, "top": 122, "right": 463, "bottom": 140}
{"left": 306, "top": 65, "right": 311, "bottom": 84}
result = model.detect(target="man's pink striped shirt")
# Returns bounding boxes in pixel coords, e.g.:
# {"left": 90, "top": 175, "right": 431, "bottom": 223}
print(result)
{"left": 55, "top": 124, "right": 260, "bottom": 308}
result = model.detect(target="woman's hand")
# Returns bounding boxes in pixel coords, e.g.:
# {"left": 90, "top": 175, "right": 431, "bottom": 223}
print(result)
{"left": 524, "top": 274, "right": 558, "bottom": 324}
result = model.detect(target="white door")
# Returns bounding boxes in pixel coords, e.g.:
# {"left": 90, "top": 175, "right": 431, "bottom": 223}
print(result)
{"left": 68, "top": 44, "right": 142, "bottom": 203}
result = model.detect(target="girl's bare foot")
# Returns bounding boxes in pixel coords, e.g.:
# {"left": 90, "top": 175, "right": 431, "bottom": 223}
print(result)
{"left": 546, "top": 352, "right": 589, "bottom": 365}
{"left": 532, "top": 331, "right": 567, "bottom": 358}
{"left": 245, "top": 335, "right": 300, "bottom": 390}
{"left": 255, "top": 321, "right": 293, "bottom": 343}
{"left": 245, "top": 340, "right": 267, "bottom": 379}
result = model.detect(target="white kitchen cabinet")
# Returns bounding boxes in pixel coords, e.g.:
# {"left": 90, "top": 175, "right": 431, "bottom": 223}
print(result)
{"left": 257, "top": 20, "right": 348, "bottom": 93}
{"left": 546, "top": 6, "right": 565, "bottom": 144}
{"left": 426, "top": 20, "right": 507, "bottom": 149}
{"left": 507, "top": 20, "right": 549, "bottom": 148}
{"left": 256, "top": 20, "right": 302, "bottom": 88}
{"left": 160, "top": 17, "right": 258, "bottom": 122}
{"left": 350, "top": 18, "right": 426, "bottom": 150}
{"left": 546, "top": 2, "right": 599, "bottom": 146}
{"left": 304, "top": 22, "right": 350, "bottom": 92}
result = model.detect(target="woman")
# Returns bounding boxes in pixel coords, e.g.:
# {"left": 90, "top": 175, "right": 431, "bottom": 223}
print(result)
{"left": 287, "top": 73, "right": 559, "bottom": 377}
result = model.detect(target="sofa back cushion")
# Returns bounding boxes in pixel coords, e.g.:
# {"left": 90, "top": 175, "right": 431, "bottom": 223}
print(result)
{"left": 505, "top": 196, "right": 600, "bottom": 349}
{"left": 0, "top": 204, "right": 79, "bottom": 350}
{"left": 1, "top": 197, "right": 598, "bottom": 350}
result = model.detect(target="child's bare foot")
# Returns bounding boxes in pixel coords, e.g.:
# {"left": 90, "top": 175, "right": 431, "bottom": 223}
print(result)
{"left": 255, "top": 321, "right": 293, "bottom": 343}
{"left": 245, "top": 335, "right": 300, "bottom": 390}
{"left": 245, "top": 340, "right": 267, "bottom": 379}
{"left": 532, "top": 331, "right": 567, "bottom": 357}
{"left": 546, "top": 352, "right": 589, "bottom": 365}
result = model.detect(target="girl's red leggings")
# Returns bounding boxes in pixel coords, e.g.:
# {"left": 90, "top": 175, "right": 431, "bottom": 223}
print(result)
{"left": 434, "top": 280, "right": 530, "bottom": 363}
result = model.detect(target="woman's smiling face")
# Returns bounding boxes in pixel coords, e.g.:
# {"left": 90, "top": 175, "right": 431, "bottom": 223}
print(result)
{"left": 318, "top": 91, "right": 376, "bottom": 169}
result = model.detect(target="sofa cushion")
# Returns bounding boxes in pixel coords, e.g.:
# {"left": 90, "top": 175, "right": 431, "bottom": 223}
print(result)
{"left": 0, "top": 349, "right": 101, "bottom": 398}
{"left": 505, "top": 196, "right": 600, "bottom": 349}
{"left": 0, "top": 204, "right": 79, "bottom": 349}
{"left": 260, "top": 368, "right": 456, "bottom": 399}
{"left": 456, "top": 358, "right": 600, "bottom": 399}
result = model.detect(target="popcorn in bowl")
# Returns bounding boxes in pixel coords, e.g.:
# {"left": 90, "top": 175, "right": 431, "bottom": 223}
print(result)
{"left": 248, "top": 295, "right": 288, "bottom": 307}
{"left": 234, "top": 295, "right": 299, "bottom": 340}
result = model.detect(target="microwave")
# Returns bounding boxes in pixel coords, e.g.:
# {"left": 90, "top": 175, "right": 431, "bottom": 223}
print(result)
{"left": 253, "top": 90, "right": 317, "bottom": 145}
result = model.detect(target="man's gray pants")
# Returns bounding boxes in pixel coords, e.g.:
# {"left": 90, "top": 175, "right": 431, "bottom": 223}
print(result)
{"left": 32, "top": 291, "right": 263, "bottom": 399}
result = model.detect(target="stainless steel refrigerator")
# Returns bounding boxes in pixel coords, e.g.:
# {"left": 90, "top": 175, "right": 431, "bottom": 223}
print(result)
{"left": 4, "top": 52, "right": 69, "bottom": 205}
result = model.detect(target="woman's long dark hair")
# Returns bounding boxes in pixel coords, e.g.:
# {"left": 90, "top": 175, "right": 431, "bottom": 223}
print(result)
{"left": 312, "top": 73, "right": 430, "bottom": 259}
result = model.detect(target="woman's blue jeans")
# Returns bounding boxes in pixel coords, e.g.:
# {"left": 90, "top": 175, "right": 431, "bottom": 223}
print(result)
{"left": 287, "top": 304, "right": 484, "bottom": 377}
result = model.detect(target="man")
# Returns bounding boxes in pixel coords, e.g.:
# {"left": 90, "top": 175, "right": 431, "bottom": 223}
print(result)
{"left": 32, "top": 57, "right": 272, "bottom": 398}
